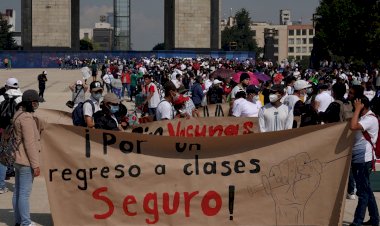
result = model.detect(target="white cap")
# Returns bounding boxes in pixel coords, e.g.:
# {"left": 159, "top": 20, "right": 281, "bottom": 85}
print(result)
{"left": 42, "top": 70, "right": 47, "bottom": 75}
{"left": 6, "top": 78, "right": 19, "bottom": 88}
{"left": 76, "top": 80, "right": 83, "bottom": 85}
{"left": 213, "top": 79, "right": 223, "bottom": 85}
{"left": 294, "top": 80, "right": 311, "bottom": 91}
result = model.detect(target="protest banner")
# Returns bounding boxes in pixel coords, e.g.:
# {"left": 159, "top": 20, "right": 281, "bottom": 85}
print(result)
{"left": 35, "top": 108, "right": 72, "bottom": 125}
{"left": 34, "top": 109, "right": 258, "bottom": 136}
{"left": 41, "top": 122, "right": 353, "bottom": 226}
{"left": 127, "top": 117, "right": 259, "bottom": 136}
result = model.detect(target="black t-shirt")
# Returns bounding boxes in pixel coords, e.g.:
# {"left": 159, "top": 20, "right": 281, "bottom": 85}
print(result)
{"left": 208, "top": 86, "right": 224, "bottom": 104}
{"left": 0, "top": 87, "right": 6, "bottom": 96}
{"left": 38, "top": 74, "right": 47, "bottom": 86}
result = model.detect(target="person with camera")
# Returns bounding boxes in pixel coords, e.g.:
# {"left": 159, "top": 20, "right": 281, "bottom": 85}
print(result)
{"left": 68, "top": 80, "right": 88, "bottom": 109}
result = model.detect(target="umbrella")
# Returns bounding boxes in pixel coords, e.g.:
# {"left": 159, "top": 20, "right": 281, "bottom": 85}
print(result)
{"left": 211, "top": 68, "right": 235, "bottom": 79}
{"left": 232, "top": 71, "right": 259, "bottom": 86}
{"left": 253, "top": 72, "right": 271, "bottom": 82}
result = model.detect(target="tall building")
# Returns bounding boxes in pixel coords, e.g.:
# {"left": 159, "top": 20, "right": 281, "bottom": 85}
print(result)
{"left": 164, "top": 0, "right": 220, "bottom": 50}
{"left": 220, "top": 9, "right": 315, "bottom": 63}
{"left": 287, "top": 24, "right": 315, "bottom": 60}
{"left": 93, "top": 22, "right": 114, "bottom": 51}
{"left": 21, "top": 0, "right": 80, "bottom": 50}
{"left": 113, "top": 0, "right": 131, "bottom": 50}
{"left": 1, "top": 9, "right": 16, "bottom": 32}
{"left": 280, "top": 9, "right": 292, "bottom": 25}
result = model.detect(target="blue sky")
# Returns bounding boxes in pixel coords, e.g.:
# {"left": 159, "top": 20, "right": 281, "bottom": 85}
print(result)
{"left": 0, "top": 0, "right": 320, "bottom": 50}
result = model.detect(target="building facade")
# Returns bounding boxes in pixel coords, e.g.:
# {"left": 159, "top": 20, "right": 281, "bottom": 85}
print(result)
{"left": 287, "top": 24, "right": 314, "bottom": 60}
{"left": 164, "top": 0, "right": 220, "bottom": 50}
{"left": 21, "top": 0, "right": 80, "bottom": 50}
{"left": 93, "top": 22, "right": 114, "bottom": 51}
{"left": 221, "top": 14, "right": 315, "bottom": 63}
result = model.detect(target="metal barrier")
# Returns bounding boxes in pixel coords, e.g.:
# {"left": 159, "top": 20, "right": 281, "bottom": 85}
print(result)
{"left": 0, "top": 51, "right": 255, "bottom": 68}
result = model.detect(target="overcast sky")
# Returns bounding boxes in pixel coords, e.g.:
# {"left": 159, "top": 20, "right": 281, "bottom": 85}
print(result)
{"left": 0, "top": 0, "right": 320, "bottom": 50}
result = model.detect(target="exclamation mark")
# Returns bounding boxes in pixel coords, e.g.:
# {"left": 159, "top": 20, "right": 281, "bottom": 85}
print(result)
{"left": 229, "top": 185, "right": 235, "bottom": 221}
{"left": 85, "top": 129, "right": 91, "bottom": 158}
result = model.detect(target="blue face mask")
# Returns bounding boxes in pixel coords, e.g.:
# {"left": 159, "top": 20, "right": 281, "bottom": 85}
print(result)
{"left": 110, "top": 105, "right": 119, "bottom": 114}
{"left": 92, "top": 93, "right": 102, "bottom": 101}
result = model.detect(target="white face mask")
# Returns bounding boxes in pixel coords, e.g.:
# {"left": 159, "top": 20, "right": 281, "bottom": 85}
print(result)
{"left": 269, "top": 94, "right": 280, "bottom": 103}
{"left": 252, "top": 95, "right": 259, "bottom": 102}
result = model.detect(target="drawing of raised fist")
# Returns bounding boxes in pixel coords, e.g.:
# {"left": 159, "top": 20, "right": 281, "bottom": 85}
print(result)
{"left": 262, "top": 152, "right": 323, "bottom": 225}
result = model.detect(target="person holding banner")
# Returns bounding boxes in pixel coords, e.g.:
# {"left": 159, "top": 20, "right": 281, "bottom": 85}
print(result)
{"left": 258, "top": 85, "right": 293, "bottom": 132}
{"left": 232, "top": 91, "right": 260, "bottom": 118}
{"left": 12, "top": 90, "right": 42, "bottom": 226}
{"left": 93, "top": 93, "right": 128, "bottom": 131}
{"left": 349, "top": 97, "right": 379, "bottom": 226}
{"left": 156, "top": 82, "right": 177, "bottom": 121}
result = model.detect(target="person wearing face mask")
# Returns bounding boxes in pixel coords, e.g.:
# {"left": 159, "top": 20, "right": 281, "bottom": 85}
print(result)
{"left": 83, "top": 81, "right": 103, "bottom": 128}
{"left": 12, "top": 89, "right": 43, "bottom": 226}
{"left": 283, "top": 80, "right": 311, "bottom": 128}
{"left": 156, "top": 82, "right": 178, "bottom": 121}
{"left": 232, "top": 90, "right": 260, "bottom": 118}
{"left": 69, "top": 80, "right": 88, "bottom": 108}
{"left": 93, "top": 93, "right": 128, "bottom": 131}
{"left": 246, "top": 85, "right": 262, "bottom": 114}
{"left": 258, "top": 85, "right": 293, "bottom": 132}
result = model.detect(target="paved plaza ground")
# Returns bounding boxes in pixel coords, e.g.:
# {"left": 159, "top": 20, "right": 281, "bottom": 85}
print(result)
{"left": 0, "top": 69, "right": 378, "bottom": 225}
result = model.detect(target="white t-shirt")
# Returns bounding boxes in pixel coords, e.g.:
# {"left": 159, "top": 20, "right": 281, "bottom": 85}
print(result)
{"left": 171, "top": 79, "right": 182, "bottom": 89}
{"left": 102, "top": 73, "right": 114, "bottom": 85}
{"left": 230, "top": 85, "right": 245, "bottom": 99}
{"left": 0, "top": 89, "right": 23, "bottom": 105}
{"left": 364, "top": 90, "right": 375, "bottom": 101}
{"left": 283, "top": 95, "right": 301, "bottom": 110}
{"left": 83, "top": 96, "right": 101, "bottom": 117}
{"left": 81, "top": 66, "right": 91, "bottom": 80}
{"left": 156, "top": 100, "right": 175, "bottom": 120}
{"left": 258, "top": 104, "right": 294, "bottom": 132}
{"left": 315, "top": 91, "right": 334, "bottom": 112}
{"left": 232, "top": 98, "right": 260, "bottom": 117}
{"left": 146, "top": 83, "right": 161, "bottom": 108}
{"left": 352, "top": 111, "right": 379, "bottom": 163}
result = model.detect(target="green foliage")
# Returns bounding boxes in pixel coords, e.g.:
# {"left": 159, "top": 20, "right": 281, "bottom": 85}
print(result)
{"left": 314, "top": 0, "right": 380, "bottom": 64}
{"left": 0, "top": 16, "right": 17, "bottom": 50}
{"left": 152, "top": 43, "right": 165, "bottom": 51}
{"left": 221, "top": 8, "right": 258, "bottom": 52}
{"left": 80, "top": 39, "right": 93, "bottom": 51}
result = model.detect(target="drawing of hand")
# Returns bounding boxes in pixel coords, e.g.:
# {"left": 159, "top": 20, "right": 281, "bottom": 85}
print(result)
{"left": 262, "top": 153, "right": 323, "bottom": 225}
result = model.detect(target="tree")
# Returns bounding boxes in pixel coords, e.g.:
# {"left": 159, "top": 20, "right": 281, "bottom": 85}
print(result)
{"left": 221, "top": 8, "right": 258, "bottom": 52}
{"left": 314, "top": 0, "right": 380, "bottom": 66}
{"left": 80, "top": 39, "right": 93, "bottom": 50}
{"left": 152, "top": 43, "right": 165, "bottom": 50}
{"left": 0, "top": 16, "right": 17, "bottom": 50}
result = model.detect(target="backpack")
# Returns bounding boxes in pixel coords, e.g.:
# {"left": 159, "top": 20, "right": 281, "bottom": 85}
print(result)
{"left": 72, "top": 100, "right": 95, "bottom": 127}
{"left": 0, "top": 94, "right": 18, "bottom": 129}
{"left": 335, "top": 100, "right": 353, "bottom": 122}
{"left": 0, "top": 112, "right": 24, "bottom": 167}
{"left": 362, "top": 114, "right": 380, "bottom": 159}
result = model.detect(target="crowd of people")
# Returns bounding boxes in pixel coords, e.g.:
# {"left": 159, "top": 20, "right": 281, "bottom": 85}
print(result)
{"left": 0, "top": 56, "right": 380, "bottom": 226}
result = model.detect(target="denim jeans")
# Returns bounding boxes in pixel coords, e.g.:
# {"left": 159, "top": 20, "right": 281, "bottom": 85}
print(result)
{"left": 0, "top": 163, "right": 6, "bottom": 189}
{"left": 13, "top": 164, "right": 34, "bottom": 226}
{"left": 122, "top": 83, "right": 130, "bottom": 98}
{"left": 347, "top": 167, "right": 356, "bottom": 195}
{"left": 352, "top": 161, "right": 379, "bottom": 225}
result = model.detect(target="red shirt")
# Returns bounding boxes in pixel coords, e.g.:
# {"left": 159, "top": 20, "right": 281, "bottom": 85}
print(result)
{"left": 121, "top": 72, "right": 131, "bottom": 84}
